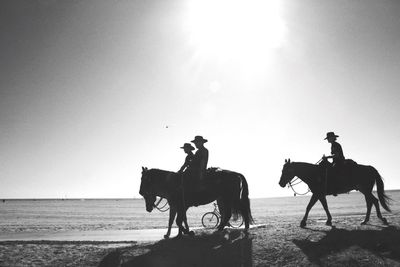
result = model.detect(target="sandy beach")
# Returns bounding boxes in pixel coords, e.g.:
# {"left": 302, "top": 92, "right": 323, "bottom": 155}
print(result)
{"left": 1, "top": 193, "right": 400, "bottom": 266}
{"left": 1, "top": 217, "right": 400, "bottom": 266}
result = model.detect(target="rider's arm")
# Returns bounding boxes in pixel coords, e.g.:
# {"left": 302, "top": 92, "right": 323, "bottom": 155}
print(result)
{"left": 178, "top": 164, "right": 186, "bottom": 173}
{"left": 178, "top": 156, "right": 190, "bottom": 173}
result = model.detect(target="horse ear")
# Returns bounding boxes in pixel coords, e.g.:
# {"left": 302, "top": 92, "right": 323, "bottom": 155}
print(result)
{"left": 142, "top": 166, "right": 146, "bottom": 172}
{"left": 288, "top": 158, "right": 291, "bottom": 163}
{"left": 285, "top": 159, "right": 287, "bottom": 163}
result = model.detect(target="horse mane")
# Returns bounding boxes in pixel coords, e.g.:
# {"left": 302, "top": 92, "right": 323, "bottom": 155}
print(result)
{"left": 289, "top": 162, "right": 320, "bottom": 178}
{"left": 292, "top": 162, "right": 318, "bottom": 167}
{"left": 148, "top": 168, "right": 175, "bottom": 175}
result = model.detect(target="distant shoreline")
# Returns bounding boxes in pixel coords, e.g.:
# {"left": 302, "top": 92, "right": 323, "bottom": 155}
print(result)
{"left": 2, "top": 189, "right": 400, "bottom": 201}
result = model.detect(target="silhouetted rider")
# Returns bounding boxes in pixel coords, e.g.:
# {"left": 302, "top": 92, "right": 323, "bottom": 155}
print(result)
{"left": 323, "top": 131, "right": 345, "bottom": 167}
{"left": 190, "top": 135, "right": 209, "bottom": 184}
{"left": 322, "top": 131, "right": 345, "bottom": 196}
{"left": 178, "top": 143, "right": 195, "bottom": 174}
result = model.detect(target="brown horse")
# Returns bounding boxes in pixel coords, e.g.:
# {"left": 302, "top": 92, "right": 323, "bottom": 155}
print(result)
{"left": 139, "top": 167, "right": 254, "bottom": 238}
{"left": 279, "top": 159, "right": 391, "bottom": 227}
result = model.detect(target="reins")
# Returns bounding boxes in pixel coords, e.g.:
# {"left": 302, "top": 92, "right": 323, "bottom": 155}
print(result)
{"left": 288, "top": 158, "right": 324, "bottom": 196}
{"left": 153, "top": 197, "right": 169, "bottom": 212}
{"left": 288, "top": 178, "right": 311, "bottom": 196}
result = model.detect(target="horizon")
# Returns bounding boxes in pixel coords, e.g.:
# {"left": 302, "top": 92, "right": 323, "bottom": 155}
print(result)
{"left": 2, "top": 188, "right": 400, "bottom": 201}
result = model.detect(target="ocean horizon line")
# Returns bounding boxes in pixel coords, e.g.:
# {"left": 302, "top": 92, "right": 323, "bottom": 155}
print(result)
{"left": 1, "top": 189, "right": 400, "bottom": 201}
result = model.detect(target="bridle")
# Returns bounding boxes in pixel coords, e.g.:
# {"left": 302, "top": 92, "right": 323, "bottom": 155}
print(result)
{"left": 284, "top": 163, "right": 311, "bottom": 196}
{"left": 141, "top": 172, "right": 170, "bottom": 212}
{"left": 286, "top": 158, "right": 325, "bottom": 196}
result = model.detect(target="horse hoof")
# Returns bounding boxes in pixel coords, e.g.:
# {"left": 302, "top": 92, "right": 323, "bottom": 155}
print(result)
{"left": 300, "top": 221, "right": 306, "bottom": 228}
{"left": 189, "top": 231, "right": 195, "bottom": 236}
{"left": 382, "top": 218, "right": 389, "bottom": 225}
{"left": 164, "top": 234, "right": 170, "bottom": 239}
{"left": 361, "top": 221, "right": 368, "bottom": 225}
{"left": 326, "top": 221, "right": 332, "bottom": 226}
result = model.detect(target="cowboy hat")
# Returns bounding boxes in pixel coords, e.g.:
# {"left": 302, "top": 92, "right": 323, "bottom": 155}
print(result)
{"left": 324, "top": 132, "right": 339, "bottom": 140}
{"left": 191, "top": 135, "right": 208, "bottom": 143}
{"left": 180, "top": 143, "right": 195, "bottom": 150}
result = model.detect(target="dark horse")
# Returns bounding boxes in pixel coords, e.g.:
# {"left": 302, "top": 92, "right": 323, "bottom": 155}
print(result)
{"left": 279, "top": 159, "right": 391, "bottom": 227}
{"left": 139, "top": 167, "right": 254, "bottom": 238}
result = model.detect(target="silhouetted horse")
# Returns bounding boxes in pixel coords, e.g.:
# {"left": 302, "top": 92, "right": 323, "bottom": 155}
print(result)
{"left": 279, "top": 159, "right": 391, "bottom": 227}
{"left": 139, "top": 167, "right": 254, "bottom": 238}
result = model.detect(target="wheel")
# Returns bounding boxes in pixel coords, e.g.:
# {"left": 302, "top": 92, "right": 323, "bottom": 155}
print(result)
{"left": 202, "top": 212, "right": 219, "bottom": 229}
{"left": 229, "top": 214, "right": 243, "bottom": 228}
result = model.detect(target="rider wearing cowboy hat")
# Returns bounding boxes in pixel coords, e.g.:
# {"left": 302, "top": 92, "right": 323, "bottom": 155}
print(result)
{"left": 323, "top": 131, "right": 345, "bottom": 196}
{"left": 190, "top": 135, "right": 209, "bottom": 182}
{"left": 323, "top": 132, "right": 345, "bottom": 166}
{"left": 178, "top": 143, "right": 195, "bottom": 174}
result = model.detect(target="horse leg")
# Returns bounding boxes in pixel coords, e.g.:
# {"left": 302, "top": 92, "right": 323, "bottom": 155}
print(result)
{"left": 361, "top": 193, "right": 373, "bottom": 225}
{"left": 301, "top": 194, "right": 318, "bottom": 228}
{"left": 370, "top": 193, "right": 388, "bottom": 225}
{"left": 218, "top": 201, "right": 232, "bottom": 231}
{"left": 182, "top": 209, "right": 195, "bottom": 236}
{"left": 175, "top": 206, "right": 189, "bottom": 238}
{"left": 319, "top": 195, "right": 333, "bottom": 226}
{"left": 164, "top": 206, "right": 177, "bottom": 238}
{"left": 175, "top": 211, "right": 184, "bottom": 238}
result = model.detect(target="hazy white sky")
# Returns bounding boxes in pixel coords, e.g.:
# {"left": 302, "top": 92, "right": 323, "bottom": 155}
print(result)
{"left": 1, "top": 0, "right": 400, "bottom": 198}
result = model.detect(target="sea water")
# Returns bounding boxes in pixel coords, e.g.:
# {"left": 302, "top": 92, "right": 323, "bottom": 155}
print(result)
{"left": 1, "top": 191, "right": 398, "bottom": 235}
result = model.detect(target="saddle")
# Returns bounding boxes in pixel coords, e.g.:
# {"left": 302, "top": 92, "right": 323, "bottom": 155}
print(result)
{"left": 319, "top": 158, "right": 357, "bottom": 170}
{"left": 206, "top": 167, "right": 222, "bottom": 173}
{"left": 180, "top": 168, "right": 218, "bottom": 193}
{"left": 319, "top": 159, "right": 358, "bottom": 195}
{"left": 344, "top": 159, "right": 357, "bottom": 166}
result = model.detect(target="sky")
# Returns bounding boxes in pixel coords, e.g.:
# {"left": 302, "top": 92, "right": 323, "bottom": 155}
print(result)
{"left": 1, "top": 0, "right": 400, "bottom": 199}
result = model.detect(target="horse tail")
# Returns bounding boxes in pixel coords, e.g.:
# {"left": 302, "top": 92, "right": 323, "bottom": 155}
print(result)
{"left": 237, "top": 174, "right": 254, "bottom": 225}
{"left": 374, "top": 168, "right": 391, "bottom": 212}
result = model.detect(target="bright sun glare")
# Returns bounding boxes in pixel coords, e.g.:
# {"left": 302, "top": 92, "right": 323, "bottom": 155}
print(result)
{"left": 184, "top": 0, "right": 287, "bottom": 63}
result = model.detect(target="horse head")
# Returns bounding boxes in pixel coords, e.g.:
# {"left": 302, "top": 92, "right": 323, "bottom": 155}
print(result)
{"left": 139, "top": 167, "right": 156, "bottom": 212}
{"left": 279, "top": 159, "right": 295, "bottom": 187}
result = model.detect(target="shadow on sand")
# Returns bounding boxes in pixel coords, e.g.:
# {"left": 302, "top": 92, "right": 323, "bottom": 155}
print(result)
{"left": 98, "top": 229, "right": 252, "bottom": 267}
{"left": 293, "top": 225, "right": 400, "bottom": 265}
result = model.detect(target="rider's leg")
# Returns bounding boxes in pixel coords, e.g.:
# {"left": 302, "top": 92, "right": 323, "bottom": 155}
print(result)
{"left": 330, "top": 165, "right": 338, "bottom": 196}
